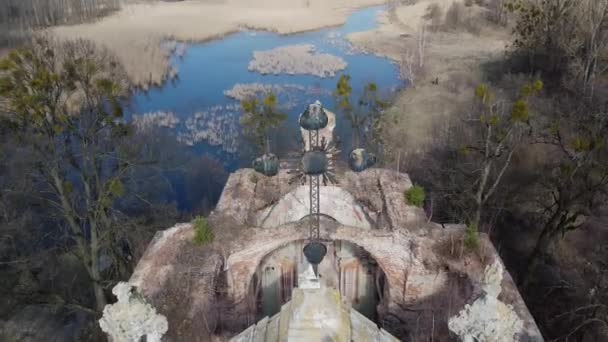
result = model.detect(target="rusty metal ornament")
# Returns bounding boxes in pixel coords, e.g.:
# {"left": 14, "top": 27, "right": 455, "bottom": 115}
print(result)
{"left": 349, "top": 148, "right": 376, "bottom": 172}
{"left": 303, "top": 241, "right": 327, "bottom": 275}
{"left": 302, "top": 149, "right": 328, "bottom": 176}
{"left": 299, "top": 100, "right": 328, "bottom": 131}
{"left": 253, "top": 153, "right": 279, "bottom": 177}
{"left": 298, "top": 101, "right": 330, "bottom": 276}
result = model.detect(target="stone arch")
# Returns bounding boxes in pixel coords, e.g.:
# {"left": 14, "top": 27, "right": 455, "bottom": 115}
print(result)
{"left": 246, "top": 238, "right": 390, "bottom": 322}
{"left": 229, "top": 224, "right": 408, "bottom": 298}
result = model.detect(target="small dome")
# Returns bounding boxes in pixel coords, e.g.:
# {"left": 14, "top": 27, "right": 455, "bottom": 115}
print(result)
{"left": 253, "top": 153, "right": 279, "bottom": 177}
{"left": 349, "top": 148, "right": 376, "bottom": 172}
{"left": 299, "top": 101, "right": 328, "bottom": 131}
{"left": 302, "top": 150, "right": 328, "bottom": 175}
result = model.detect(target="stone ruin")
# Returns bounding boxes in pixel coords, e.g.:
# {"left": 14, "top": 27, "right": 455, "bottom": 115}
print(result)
{"left": 100, "top": 107, "right": 544, "bottom": 342}
{"left": 99, "top": 167, "right": 544, "bottom": 342}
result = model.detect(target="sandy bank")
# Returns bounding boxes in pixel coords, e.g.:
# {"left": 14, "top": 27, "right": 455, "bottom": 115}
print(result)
{"left": 347, "top": 0, "right": 509, "bottom": 158}
{"left": 249, "top": 44, "right": 347, "bottom": 77}
{"left": 51, "top": 0, "right": 385, "bottom": 89}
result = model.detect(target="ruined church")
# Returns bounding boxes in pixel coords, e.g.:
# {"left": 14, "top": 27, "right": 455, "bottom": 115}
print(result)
{"left": 99, "top": 102, "right": 543, "bottom": 342}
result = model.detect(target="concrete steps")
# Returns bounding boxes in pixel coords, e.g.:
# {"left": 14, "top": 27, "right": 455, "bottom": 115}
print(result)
{"left": 231, "top": 287, "right": 399, "bottom": 342}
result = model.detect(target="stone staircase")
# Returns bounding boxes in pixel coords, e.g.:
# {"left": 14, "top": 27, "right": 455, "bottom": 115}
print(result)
{"left": 231, "top": 287, "right": 399, "bottom": 342}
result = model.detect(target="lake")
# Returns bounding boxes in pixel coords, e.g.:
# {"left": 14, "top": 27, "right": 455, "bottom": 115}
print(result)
{"left": 130, "top": 5, "right": 403, "bottom": 171}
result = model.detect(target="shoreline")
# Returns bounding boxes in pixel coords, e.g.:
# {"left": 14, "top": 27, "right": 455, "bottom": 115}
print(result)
{"left": 346, "top": 0, "right": 510, "bottom": 159}
{"left": 51, "top": 0, "right": 386, "bottom": 89}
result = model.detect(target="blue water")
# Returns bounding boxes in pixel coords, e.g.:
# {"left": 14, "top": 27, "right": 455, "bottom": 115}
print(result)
{"left": 130, "top": 6, "right": 403, "bottom": 170}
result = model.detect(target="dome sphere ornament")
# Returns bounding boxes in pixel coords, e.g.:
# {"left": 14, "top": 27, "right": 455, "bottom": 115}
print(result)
{"left": 349, "top": 148, "right": 377, "bottom": 172}
{"left": 302, "top": 149, "right": 328, "bottom": 176}
{"left": 303, "top": 241, "right": 327, "bottom": 275}
{"left": 253, "top": 153, "right": 279, "bottom": 177}
{"left": 299, "top": 100, "right": 329, "bottom": 131}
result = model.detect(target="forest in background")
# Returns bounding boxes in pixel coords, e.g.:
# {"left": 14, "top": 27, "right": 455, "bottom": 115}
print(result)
{"left": 0, "top": 0, "right": 123, "bottom": 47}
{"left": 390, "top": 1, "right": 608, "bottom": 340}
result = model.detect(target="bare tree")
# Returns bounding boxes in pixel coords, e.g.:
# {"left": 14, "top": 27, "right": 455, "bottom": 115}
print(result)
{"left": 488, "top": 0, "right": 508, "bottom": 26}
{"left": 400, "top": 23, "right": 428, "bottom": 87}
{"left": 0, "top": 0, "right": 121, "bottom": 47}
{"left": 401, "top": 51, "right": 418, "bottom": 87}
{"left": 0, "top": 38, "right": 132, "bottom": 312}
{"left": 508, "top": 0, "right": 608, "bottom": 100}
{"left": 457, "top": 81, "right": 542, "bottom": 231}
{"left": 570, "top": 0, "right": 608, "bottom": 99}
{"left": 417, "top": 23, "right": 427, "bottom": 69}
{"left": 524, "top": 107, "right": 608, "bottom": 286}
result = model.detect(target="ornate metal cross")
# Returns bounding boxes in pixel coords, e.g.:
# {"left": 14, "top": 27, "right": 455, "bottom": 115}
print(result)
{"left": 299, "top": 101, "right": 329, "bottom": 275}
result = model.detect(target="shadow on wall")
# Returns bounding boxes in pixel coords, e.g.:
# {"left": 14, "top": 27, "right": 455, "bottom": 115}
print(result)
{"left": 248, "top": 240, "right": 389, "bottom": 322}
{"left": 381, "top": 271, "right": 477, "bottom": 341}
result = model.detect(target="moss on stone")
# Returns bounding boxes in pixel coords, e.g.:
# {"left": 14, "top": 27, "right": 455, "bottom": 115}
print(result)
{"left": 192, "top": 216, "right": 214, "bottom": 245}
{"left": 405, "top": 185, "right": 426, "bottom": 208}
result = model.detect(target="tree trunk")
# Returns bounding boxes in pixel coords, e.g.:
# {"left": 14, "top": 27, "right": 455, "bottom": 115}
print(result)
{"left": 89, "top": 227, "right": 108, "bottom": 313}
{"left": 523, "top": 224, "right": 555, "bottom": 288}
{"left": 473, "top": 161, "right": 491, "bottom": 230}
{"left": 52, "top": 169, "right": 107, "bottom": 312}
{"left": 93, "top": 279, "right": 107, "bottom": 312}
{"left": 265, "top": 134, "right": 270, "bottom": 154}
{"left": 89, "top": 198, "right": 108, "bottom": 313}
{"left": 472, "top": 205, "right": 482, "bottom": 231}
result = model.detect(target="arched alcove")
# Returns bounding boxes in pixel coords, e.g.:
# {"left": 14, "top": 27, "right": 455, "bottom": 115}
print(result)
{"left": 249, "top": 239, "right": 389, "bottom": 322}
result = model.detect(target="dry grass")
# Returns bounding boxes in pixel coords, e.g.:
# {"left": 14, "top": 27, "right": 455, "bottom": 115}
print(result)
{"left": 347, "top": 0, "right": 509, "bottom": 157}
{"left": 50, "top": 0, "right": 386, "bottom": 89}
{"left": 248, "top": 44, "right": 347, "bottom": 77}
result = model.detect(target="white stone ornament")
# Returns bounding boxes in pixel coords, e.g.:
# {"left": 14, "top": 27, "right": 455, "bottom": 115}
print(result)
{"left": 448, "top": 261, "right": 524, "bottom": 342}
{"left": 99, "top": 282, "right": 169, "bottom": 342}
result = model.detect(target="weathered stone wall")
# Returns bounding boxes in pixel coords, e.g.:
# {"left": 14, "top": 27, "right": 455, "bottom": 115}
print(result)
{"left": 220, "top": 219, "right": 539, "bottom": 340}
{"left": 255, "top": 186, "right": 372, "bottom": 229}
{"left": 341, "top": 168, "right": 427, "bottom": 230}
{"left": 113, "top": 224, "right": 224, "bottom": 341}
{"left": 216, "top": 168, "right": 428, "bottom": 231}
{"left": 251, "top": 239, "right": 383, "bottom": 320}
{"left": 102, "top": 168, "right": 543, "bottom": 341}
